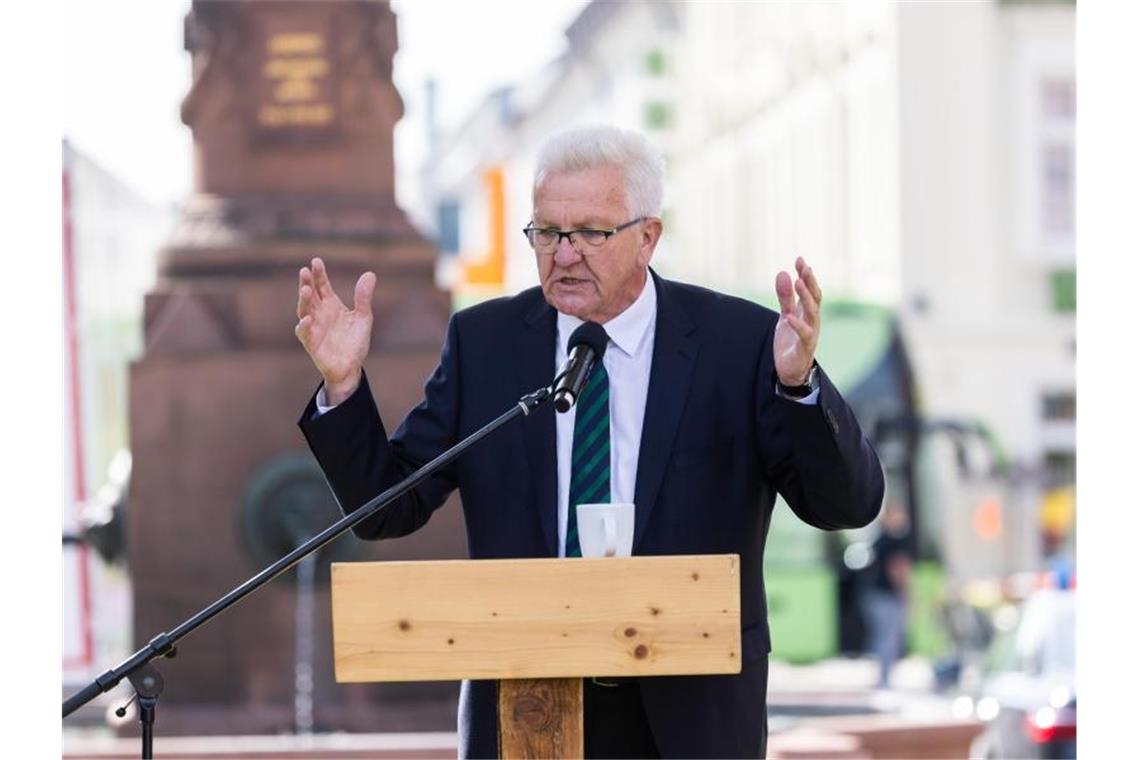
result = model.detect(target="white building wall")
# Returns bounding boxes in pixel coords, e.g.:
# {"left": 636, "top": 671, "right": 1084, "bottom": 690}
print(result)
{"left": 895, "top": 2, "right": 1075, "bottom": 577}
{"left": 665, "top": 0, "right": 900, "bottom": 304}
{"left": 896, "top": 1, "right": 1075, "bottom": 461}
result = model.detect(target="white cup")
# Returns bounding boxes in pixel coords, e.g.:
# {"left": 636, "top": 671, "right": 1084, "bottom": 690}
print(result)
{"left": 575, "top": 503, "right": 635, "bottom": 558}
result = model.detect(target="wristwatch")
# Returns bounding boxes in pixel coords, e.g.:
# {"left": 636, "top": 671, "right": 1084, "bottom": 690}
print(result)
{"left": 776, "top": 363, "right": 819, "bottom": 399}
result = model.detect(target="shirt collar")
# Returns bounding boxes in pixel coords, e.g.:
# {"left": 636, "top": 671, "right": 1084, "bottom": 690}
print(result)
{"left": 556, "top": 272, "right": 657, "bottom": 358}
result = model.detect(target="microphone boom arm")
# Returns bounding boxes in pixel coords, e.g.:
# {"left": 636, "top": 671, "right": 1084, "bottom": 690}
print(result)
{"left": 62, "top": 382, "right": 554, "bottom": 719}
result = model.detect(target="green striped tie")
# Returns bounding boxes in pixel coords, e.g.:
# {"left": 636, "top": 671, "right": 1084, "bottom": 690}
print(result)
{"left": 565, "top": 362, "right": 610, "bottom": 558}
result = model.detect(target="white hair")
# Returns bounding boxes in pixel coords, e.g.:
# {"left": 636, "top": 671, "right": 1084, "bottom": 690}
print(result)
{"left": 533, "top": 125, "right": 666, "bottom": 218}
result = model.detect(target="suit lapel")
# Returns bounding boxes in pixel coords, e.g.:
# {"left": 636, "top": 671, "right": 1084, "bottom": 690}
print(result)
{"left": 516, "top": 295, "right": 560, "bottom": 557}
{"left": 634, "top": 273, "right": 698, "bottom": 552}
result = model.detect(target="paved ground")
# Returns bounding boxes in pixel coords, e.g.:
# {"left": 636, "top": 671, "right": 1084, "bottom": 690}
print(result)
{"left": 769, "top": 654, "right": 955, "bottom": 725}
{"left": 65, "top": 656, "right": 970, "bottom": 758}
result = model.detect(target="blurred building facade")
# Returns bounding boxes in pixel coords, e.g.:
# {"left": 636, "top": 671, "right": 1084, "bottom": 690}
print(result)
{"left": 63, "top": 139, "right": 175, "bottom": 681}
{"left": 893, "top": 1, "right": 1075, "bottom": 582}
{"left": 667, "top": 1, "right": 901, "bottom": 306}
{"left": 669, "top": 1, "right": 1075, "bottom": 583}
{"left": 420, "top": 0, "right": 679, "bottom": 302}
{"left": 420, "top": 0, "right": 1075, "bottom": 589}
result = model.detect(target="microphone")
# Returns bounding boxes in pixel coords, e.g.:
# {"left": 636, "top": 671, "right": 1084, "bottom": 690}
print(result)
{"left": 553, "top": 322, "right": 609, "bottom": 413}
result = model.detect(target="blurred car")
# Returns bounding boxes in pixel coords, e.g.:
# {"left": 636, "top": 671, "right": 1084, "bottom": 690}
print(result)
{"left": 967, "top": 587, "right": 1075, "bottom": 759}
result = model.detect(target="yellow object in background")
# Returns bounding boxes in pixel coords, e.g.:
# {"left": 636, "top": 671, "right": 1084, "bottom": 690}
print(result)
{"left": 1040, "top": 485, "right": 1076, "bottom": 535}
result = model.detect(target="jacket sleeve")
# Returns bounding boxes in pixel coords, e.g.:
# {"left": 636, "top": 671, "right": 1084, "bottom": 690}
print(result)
{"left": 754, "top": 322, "right": 885, "bottom": 531}
{"left": 297, "top": 315, "right": 462, "bottom": 540}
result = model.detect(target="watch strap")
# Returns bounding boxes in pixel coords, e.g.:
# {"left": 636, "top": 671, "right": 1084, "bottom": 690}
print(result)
{"left": 777, "top": 363, "right": 819, "bottom": 399}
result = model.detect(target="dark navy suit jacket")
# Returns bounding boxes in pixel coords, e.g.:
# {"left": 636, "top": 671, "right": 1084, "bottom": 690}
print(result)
{"left": 299, "top": 271, "right": 884, "bottom": 758}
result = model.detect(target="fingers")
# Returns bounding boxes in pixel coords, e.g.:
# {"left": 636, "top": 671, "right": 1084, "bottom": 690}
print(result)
{"left": 298, "top": 265, "right": 321, "bottom": 317}
{"left": 776, "top": 257, "right": 822, "bottom": 343}
{"left": 800, "top": 260, "right": 823, "bottom": 307}
{"left": 353, "top": 271, "right": 377, "bottom": 317}
{"left": 297, "top": 284, "right": 312, "bottom": 321}
{"left": 782, "top": 312, "right": 816, "bottom": 346}
{"left": 299, "top": 258, "right": 376, "bottom": 321}
{"left": 775, "top": 271, "right": 796, "bottom": 315}
{"left": 796, "top": 276, "right": 820, "bottom": 327}
{"left": 312, "top": 257, "right": 335, "bottom": 300}
{"left": 778, "top": 258, "right": 823, "bottom": 322}
{"left": 294, "top": 313, "right": 313, "bottom": 345}
{"left": 298, "top": 278, "right": 314, "bottom": 320}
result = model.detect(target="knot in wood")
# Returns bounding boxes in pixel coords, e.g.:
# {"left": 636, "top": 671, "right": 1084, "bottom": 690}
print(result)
{"left": 513, "top": 696, "right": 552, "bottom": 730}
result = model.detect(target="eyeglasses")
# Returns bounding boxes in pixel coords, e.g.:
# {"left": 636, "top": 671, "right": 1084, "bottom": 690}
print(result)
{"left": 522, "top": 217, "right": 644, "bottom": 255}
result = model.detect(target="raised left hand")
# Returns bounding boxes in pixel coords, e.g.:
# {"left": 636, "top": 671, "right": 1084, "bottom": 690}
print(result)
{"left": 773, "top": 256, "right": 822, "bottom": 386}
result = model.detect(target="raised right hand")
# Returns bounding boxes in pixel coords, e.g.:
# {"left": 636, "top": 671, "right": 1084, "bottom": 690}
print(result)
{"left": 295, "top": 257, "right": 377, "bottom": 405}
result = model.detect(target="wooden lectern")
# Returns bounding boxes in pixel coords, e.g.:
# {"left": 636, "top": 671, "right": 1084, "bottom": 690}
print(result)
{"left": 330, "top": 554, "right": 741, "bottom": 758}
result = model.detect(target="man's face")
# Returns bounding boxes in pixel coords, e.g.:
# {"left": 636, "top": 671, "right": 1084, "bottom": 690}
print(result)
{"left": 532, "top": 166, "right": 661, "bottom": 324}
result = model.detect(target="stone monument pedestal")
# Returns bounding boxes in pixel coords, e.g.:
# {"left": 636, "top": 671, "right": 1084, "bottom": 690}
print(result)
{"left": 127, "top": 0, "right": 463, "bottom": 734}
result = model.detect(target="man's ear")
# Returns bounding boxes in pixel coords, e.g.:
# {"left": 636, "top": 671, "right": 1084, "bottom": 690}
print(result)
{"left": 638, "top": 217, "right": 663, "bottom": 266}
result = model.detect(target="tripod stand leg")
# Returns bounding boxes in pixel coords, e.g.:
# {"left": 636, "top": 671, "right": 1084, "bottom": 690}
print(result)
{"left": 139, "top": 696, "right": 157, "bottom": 759}
{"left": 128, "top": 663, "right": 165, "bottom": 760}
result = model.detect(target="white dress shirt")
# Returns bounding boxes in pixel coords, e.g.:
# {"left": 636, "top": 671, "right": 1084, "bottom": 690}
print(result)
{"left": 554, "top": 275, "right": 658, "bottom": 557}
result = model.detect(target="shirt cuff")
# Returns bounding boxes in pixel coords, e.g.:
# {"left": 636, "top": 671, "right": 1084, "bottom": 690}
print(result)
{"left": 774, "top": 382, "right": 820, "bottom": 405}
{"left": 315, "top": 386, "right": 337, "bottom": 416}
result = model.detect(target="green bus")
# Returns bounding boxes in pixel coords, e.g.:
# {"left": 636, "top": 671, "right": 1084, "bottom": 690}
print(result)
{"left": 756, "top": 297, "right": 952, "bottom": 663}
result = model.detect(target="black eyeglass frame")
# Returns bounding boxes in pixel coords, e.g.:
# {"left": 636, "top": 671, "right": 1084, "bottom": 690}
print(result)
{"left": 521, "top": 217, "right": 645, "bottom": 254}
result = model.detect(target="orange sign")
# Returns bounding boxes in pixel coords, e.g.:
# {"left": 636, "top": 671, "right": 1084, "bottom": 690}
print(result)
{"left": 973, "top": 497, "right": 1003, "bottom": 541}
{"left": 462, "top": 167, "right": 507, "bottom": 288}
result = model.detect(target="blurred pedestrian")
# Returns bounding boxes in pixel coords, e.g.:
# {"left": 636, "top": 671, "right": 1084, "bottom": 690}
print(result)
{"left": 1042, "top": 529, "right": 1075, "bottom": 590}
{"left": 861, "top": 503, "right": 912, "bottom": 689}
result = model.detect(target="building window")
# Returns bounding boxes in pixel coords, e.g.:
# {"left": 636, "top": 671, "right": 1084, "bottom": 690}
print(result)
{"left": 436, "top": 201, "right": 460, "bottom": 254}
{"left": 1014, "top": 34, "right": 1075, "bottom": 266}
{"left": 1041, "top": 77, "right": 1074, "bottom": 121}
{"left": 1038, "top": 77, "right": 1075, "bottom": 247}
{"left": 1042, "top": 144, "right": 1073, "bottom": 238}
{"left": 1041, "top": 391, "right": 1076, "bottom": 422}
{"left": 1042, "top": 450, "right": 1076, "bottom": 489}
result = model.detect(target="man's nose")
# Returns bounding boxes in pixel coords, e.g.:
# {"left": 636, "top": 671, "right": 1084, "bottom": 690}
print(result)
{"left": 552, "top": 235, "right": 582, "bottom": 266}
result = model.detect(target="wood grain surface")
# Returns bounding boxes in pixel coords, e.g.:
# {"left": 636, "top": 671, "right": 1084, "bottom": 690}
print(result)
{"left": 331, "top": 554, "right": 741, "bottom": 682}
{"left": 498, "top": 678, "right": 583, "bottom": 759}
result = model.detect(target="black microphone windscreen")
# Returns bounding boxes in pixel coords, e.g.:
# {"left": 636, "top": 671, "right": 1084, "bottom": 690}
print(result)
{"left": 568, "top": 321, "right": 609, "bottom": 361}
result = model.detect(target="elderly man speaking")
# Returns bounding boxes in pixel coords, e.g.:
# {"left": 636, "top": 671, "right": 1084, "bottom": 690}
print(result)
{"left": 295, "top": 125, "right": 883, "bottom": 759}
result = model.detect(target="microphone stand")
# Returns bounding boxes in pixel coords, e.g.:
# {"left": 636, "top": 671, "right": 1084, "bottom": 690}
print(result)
{"left": 62, "top": 382, "right": 555, "bottom": 758}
